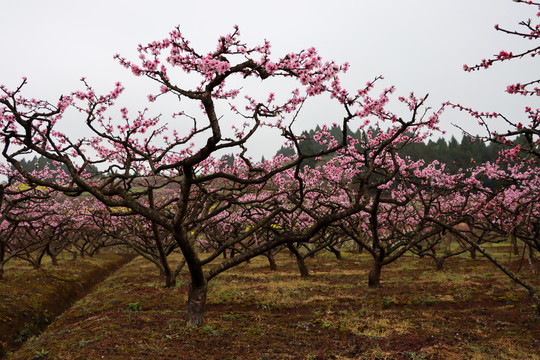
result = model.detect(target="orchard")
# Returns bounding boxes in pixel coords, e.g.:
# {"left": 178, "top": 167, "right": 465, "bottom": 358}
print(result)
{"left": 0, "top": 1, "right": 539, "bottom": 359}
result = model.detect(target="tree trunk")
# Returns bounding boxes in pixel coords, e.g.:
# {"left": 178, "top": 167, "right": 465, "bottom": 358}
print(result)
{"left": 288, "top": 245, "right": 309, "bottom": 277}
{"left": 469, "top": 247, "right": 477, "bottom": 260}
{"left": 511, "top": 234, "right": 519, "bottom": 256}
{"left": 296, "top": 256, "right": 309, "bottom": 277}
{"left": 266, "top": 251, "right": 277, "bottom": 271}
{"left": 158, "top": 263, "right": 177, "bottom": 288}
{"left": 35, "top": 246, "right": 47, "bottom": 269}
{"left": 328, "top": 246, "right": 342, "bottom": 260}
{"left": 48, "top": 245, "right": 59, "bottom": 266}
{"left": 528, "top": 245, "right": 537, "bottom": 260}
{"left": 527, "top": 245, "right": 537, "bottom": 274}
{"left": 148, "top": 195, "right": 175, "bottom": 289}
{"left": 0, "top": 262, "right": 4, "bottom": 280}
{"left": 368, "top": 260, "right": 383, "bottom": 288}
{"left": 165, "top": 272, "right": 177, "bottom": 288}
{"left": 306, "top": 246, "right": 315, "bottom": 259}
{"left": 186, "top": 278, "right": 207, "bottom": 327}
{"left": 435, "top": 258, "right": 445, "bottom": 271}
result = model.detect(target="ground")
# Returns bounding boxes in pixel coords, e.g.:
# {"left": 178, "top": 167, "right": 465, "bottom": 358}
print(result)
{"left": 0, "top": 247, "right": 538, "bottom": 359}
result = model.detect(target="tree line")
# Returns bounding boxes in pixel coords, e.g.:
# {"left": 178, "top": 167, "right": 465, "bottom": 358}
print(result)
{"left": 277, "top": 125, "right": 522, "bottom": 173}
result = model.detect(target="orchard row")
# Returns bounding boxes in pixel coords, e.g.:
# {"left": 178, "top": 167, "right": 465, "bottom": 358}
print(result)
{"left": 0, "top": 0, "right": 539, "bottom": 326}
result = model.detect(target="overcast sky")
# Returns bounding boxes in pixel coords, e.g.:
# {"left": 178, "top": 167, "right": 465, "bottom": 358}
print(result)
{"left": 1, "top": 0, "right": 537, "bottom": 159}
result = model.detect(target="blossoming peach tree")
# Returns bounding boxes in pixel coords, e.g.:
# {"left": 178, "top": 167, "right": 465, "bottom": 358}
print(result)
{"left": 0, "top": 26, "right": 444, "bottom": 326}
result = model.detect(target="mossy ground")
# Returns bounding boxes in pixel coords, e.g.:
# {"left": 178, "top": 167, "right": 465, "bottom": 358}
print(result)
{"left": 0, "top": 252, "right": 133, "bottom": 357}
{"left": 4, "top": 248, "right": 540, "bottom": 360}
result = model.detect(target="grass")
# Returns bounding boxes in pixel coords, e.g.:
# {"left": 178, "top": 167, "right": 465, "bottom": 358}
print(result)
{"left": 2, "top": 250, "right": 539, "bottom": 359}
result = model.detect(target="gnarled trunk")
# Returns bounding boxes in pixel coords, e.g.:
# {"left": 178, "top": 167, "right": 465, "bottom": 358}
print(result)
{"left": 528, "top": 245, "right": 537, "bottom": 260}
{"left": 435, "top": 258, "right": 445, "bottom": 271}
{"left": 266, "top": 251, "right": 277, "bottom": 271}
{"left": 469, "top": 247, "right": 477, "bottom": 260}
{"left": 368, "top": 260, "right": 383, "bottom": 288}
{"left": 328, "top": 245, "right": 342, "bottom": 260}
{"left": 50, "top": 254, "right": 58, "bottom": 266}
{"left": 511, "top": 234, "right": 519, "bottom": 256}
{"left": 186, "top": 278, "right": 207, "bottom": 327}
{"left": 164, "top": 270, "right": 177, "bottom": 288}
{"left": 288, "top": 245, "right": 309, "bottom": 277}
{"left": 296, "top": 256, "right": 309, "bottom": 278}
{"left": 48, "top": 245, "right": 58, "bottom": 266}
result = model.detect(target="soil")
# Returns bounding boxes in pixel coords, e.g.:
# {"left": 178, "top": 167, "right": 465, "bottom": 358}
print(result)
{"left": 0, "top": 253, "right": 134, "bottom": 357}
{"left": 2, "top": 250, "right": 540, "bottom": 359}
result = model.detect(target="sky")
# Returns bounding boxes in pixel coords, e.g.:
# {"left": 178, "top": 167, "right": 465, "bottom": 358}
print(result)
{"left": 0, "top": 0, "right": 537, "bottom": 160}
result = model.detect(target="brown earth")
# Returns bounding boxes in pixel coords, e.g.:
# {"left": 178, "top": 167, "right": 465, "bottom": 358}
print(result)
{"left": 3, "top": 249, "right": 540, "bottom": 359}
{"left": 0, "top": 252, "right": 134, "bottom": 357}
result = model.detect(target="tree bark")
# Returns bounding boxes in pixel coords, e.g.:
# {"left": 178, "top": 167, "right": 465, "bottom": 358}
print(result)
{"left": 288, "top": 245, "right": 309, "bottom": 277}
{"left": 186, "top": 278, "right": 207, "bottom": 327}
{"left": 296, "top": 256, "right": 309, "bottom": 277}
{"left": 469, "top": 247, "right": 477, "bottom": 260}
{"left": 266, "top": 251, "right": 277, "bottom": 271}
{"left": 165, "top": 272, "right": 177, "bottom": 288}
{"left": 47, "top": 245, "right": 58, "bottom": 266}
{"left": 511, "top": 234, "right": 519, "bottom": 256}
{"left": 527, "top": 245, "right": 537, "bottom": 274}
{"left": 34, "top": 247, "right": 47, "bottom": 269}
{"left": 149, "top": 190, "right": 175, "bottom": 288}
{"left": 368, "top": 260, "right": 382, "bottom": 288}
{"left": 528, "top": 245, "right": 537, "bottom": 260}
{"left": 328, "top": 246, "right": 342, "bottom": 260}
